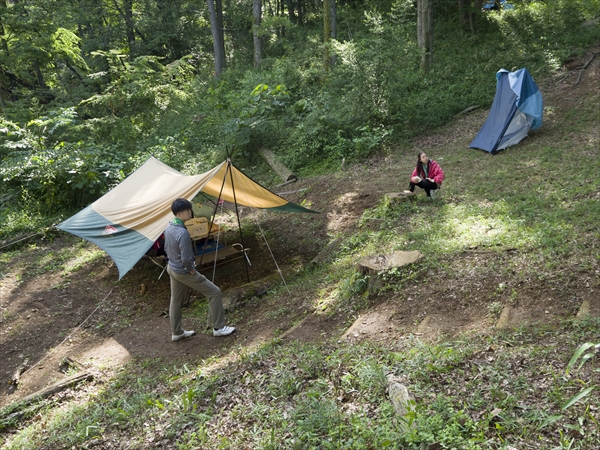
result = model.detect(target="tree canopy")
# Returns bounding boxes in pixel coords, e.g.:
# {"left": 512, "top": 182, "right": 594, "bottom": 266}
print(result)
{"left": 0, "top": 0, "right": 599, "bottom": 221}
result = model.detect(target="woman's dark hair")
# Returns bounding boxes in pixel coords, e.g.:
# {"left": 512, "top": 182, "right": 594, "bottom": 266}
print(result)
{"left": 415, "top": 152, "right": 428, "bottom": 177}
{"left": 171, "top": 198, "right": 193, "bottom": 215}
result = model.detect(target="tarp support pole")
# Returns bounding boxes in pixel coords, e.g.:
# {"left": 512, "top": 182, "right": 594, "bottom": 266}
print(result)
{"left": 227, "top": 159, "right": 251, "bottom": 284}
{"left": 200, "top": 159, "right": 231, "bottom": 283}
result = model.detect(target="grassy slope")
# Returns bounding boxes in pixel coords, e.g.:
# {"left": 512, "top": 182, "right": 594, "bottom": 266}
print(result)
{"left": 1, "top": 58, "right": 599, "bottom": 450}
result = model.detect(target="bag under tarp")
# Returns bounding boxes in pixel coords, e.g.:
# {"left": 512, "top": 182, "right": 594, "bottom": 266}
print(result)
{"left": 57, "top": 157, "right": 316, "bottom": 279}
{"left": 470, "top": 68, "right": 543, "bottom": 153}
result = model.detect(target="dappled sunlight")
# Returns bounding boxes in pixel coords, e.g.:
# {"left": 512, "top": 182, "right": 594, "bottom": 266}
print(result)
{"left": 409, "top": 199, "right": 578, "bottom": 256}
{"left": 313, "top": 288, "right": 341, "bottom": 314}
{"left": 433, "top": 202, "right": 516, "bottom": 251}
{"left": 78, "top": 337, "right": 132, "bottom": 371}
{"left": 61, "top": 245, "right": 106, "bottom": 276}
{"left": 326, "top": 191, "right": 372, "bottom": 233}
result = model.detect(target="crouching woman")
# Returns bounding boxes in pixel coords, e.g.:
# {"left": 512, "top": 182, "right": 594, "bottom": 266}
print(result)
{"left": 405, "top": 152, "right": 444, "bottom": 197}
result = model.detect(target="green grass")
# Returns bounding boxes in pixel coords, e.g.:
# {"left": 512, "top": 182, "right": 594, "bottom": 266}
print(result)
{"left": 1, "top": 319, "right": 598, "bottom": 449}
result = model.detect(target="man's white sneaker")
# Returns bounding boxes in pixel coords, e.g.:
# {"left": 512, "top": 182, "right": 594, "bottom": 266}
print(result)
{"left": 172, "top": 330, "right": 196, "bottom": 341}
{"left": 213, "top": 326, "right": 236, "bottom": 337}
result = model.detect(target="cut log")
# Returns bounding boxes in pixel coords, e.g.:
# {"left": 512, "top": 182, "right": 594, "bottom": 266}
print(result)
{"left": 385, "top": 192, "right": 416, "bottom": 203}
{"left": 259, "top": 148, "right": 298, "bottom": 182}
{"left": 358, "top": 250, "right": 423, "bottom": 293}
{"left": 221, "top": 271, "right": 285, "bottom": 311}
{"left": 358, "top": 250, "right": 423, "bottom": 274}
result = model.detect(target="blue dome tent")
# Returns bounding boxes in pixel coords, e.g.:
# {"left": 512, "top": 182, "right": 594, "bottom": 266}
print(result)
{"left": 470, "top": 68, "right": 543, "bottom": 154}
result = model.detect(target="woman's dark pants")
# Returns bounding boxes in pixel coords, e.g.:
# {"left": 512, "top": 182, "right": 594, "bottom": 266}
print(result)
{"left": 409, "top": 179, "right": 438, "bottom": 197}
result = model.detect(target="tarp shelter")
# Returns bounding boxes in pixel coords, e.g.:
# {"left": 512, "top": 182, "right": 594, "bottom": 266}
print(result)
{"left": 470, "top": 68, "right": 543, "bottom": 153}
{"left": 57, "top": 157, "right": 316, "bottom": 279}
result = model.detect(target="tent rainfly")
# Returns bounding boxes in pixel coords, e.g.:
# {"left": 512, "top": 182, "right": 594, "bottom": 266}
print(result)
{"left": 470, "top": 68, "right": 543, "bottom": 153}
{"left": 57, "top": 157, "right": 316, "bottom": 279}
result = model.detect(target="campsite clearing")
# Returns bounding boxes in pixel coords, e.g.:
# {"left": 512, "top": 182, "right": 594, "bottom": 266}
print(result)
{"left": 0, "top": 47, "right": 598, "bottom": 448}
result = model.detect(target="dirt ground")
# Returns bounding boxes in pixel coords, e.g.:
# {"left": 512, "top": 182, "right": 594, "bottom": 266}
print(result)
{"left": 1, "top": 48, "right": 598, "bottom": 410}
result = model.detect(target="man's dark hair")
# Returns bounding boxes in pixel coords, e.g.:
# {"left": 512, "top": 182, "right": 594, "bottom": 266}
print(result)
{"left": 171, "top": 198, "right": 193, "bottom": 215}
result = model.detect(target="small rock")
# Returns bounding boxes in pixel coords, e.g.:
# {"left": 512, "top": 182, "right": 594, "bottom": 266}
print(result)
{"left": 387, "top": 375, "right": 414, "bottom": 426}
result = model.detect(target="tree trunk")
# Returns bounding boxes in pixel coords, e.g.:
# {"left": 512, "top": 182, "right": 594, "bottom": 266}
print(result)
{"left": 330, "top": 0, "right": 337, "bottom": 66}
{"left": 297, "top": 0, "right": 303, "bottom": 25}
{"left": 253, "top": 0, "right": 262, "bottom": 68}
{"left": 33, "top": 60, "right": 47, "bottom": 89}
{"left": 259, "top": 148, "right": 298, "bottom": 182}
{"left": 286, "top": 0, "right": 296, "bottom": 22}
{"left": 111, "top": 0, "right": 135, "bottom": 54}
{"left": 207, "top": 0, "right": 226, "bottom": 76}
{"left": 216, "top": 0, "right": 225, "bottom": 55}
{"left": 123, "top": 0, "right": 135, "bottom": 52}
{"left": 458, "top": 0, "right": 468, "bottom": 25}
{"left": 417, "top": 0, "right": 434, "bottom": 72}
{"left": 323, "top": 0, "right": 330, "bottom": 73}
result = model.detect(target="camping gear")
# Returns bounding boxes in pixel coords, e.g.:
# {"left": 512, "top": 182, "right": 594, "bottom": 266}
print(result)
{"left": 192, "top": 203, "right": 214, "bottom": 221}
{"left": 185, "top": 217, "right": 209, "bottom": 239}
{"left": 470, "top": 68, "right": 543, "bottom": 153}
{"left": 482, "top": 0, "right": 513, "bottom": 11}
{"left": 57, "top": 157, "right": 316, "bottom": 279}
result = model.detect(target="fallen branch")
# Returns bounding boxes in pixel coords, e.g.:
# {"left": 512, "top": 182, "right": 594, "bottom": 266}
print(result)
{"left": 0, "top": 401, "right": 47, "bottom": 429}
{"left": 576, "top": 51, "right": 599, "bottom": 85}
{"left": 274, "top": 179, "right": 297, "bottom": 188}
{"left": 276, "top": 188, "right": 309, "bottom": 195}
{"left": 309, "top": 237, "right": 343, "bottom": 266}
{"left": 259, "top": 148, "right": 298, "bottom": 182}
{"left": 0, "top": 233, "right": 44, "bottom": 251}
{"left": 9, "top": 372, "right": 93, "bottom": 411}
{"left": 455, "top": 105, "right": 480, "bottom": 116}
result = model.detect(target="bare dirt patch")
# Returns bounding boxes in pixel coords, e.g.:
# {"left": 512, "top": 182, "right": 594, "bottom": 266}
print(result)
{"left": 1, "top": 48, "right": 598, "bottom": 410}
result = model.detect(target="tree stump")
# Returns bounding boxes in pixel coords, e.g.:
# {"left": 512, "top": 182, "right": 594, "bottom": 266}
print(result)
{"left": 385, "top": 192, "right": 416, "bottom": 203}
{"left": 358, "top": 250, "right": 423, "bottom": 293}
{"left": 359, "top": 250, "right": 423, "bottom": 274}
{"left": 259, "top": 148, "right": 298, "bottom": 182}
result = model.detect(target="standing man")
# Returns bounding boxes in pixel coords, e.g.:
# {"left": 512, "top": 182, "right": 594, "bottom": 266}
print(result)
{"left": 164, "top": 198, "right": 236, "bottom": 341}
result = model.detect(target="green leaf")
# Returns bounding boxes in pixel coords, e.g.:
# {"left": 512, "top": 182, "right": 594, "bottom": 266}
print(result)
{"left": 538, "top": 414, "right": 562, "bottom": 429}
{"left": 566, "top": 342, "right": 596, "bottom": 374}
{"left": 561, "top": 387, "right": 595, "bottom": 411}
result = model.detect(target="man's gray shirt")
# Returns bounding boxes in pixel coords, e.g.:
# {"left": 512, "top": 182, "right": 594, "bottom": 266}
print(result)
{"left": 164, "top": 222, "right": 195, "bottom": 274}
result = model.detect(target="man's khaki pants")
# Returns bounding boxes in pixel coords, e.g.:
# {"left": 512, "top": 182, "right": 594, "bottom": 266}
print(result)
{"left": 167, "top": 266, "right": 225, "bottom": 336}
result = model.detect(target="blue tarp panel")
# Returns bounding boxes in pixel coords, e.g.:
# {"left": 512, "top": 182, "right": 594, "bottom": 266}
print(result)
{"left": 470, "top": 68, "right": 543, "bottom": 153}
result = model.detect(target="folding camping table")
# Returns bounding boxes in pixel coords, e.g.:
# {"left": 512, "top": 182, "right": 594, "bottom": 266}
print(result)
{"left": 147, "top": 221, "right": 250, "bottom": 280}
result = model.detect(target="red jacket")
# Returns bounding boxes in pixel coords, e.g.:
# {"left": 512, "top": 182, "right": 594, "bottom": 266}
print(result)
{"left": 411, "top": 160, "right": 444, "bottom": 186}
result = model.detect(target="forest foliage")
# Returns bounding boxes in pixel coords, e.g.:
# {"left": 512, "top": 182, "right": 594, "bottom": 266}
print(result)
{"left": 0, "top": 0, "right": 599, "bottom": 234}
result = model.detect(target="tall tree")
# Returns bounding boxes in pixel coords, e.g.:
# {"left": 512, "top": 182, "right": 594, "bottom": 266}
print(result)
{"left": 286, "top": 0, "right": 296, "bottom": 23}
{"left": 323, "top": 0, "right": 331, "bottom": 72}
{"left": 297, "top": 0, "right": 303, "bottom": 25}
{"left": 417, "top": 0, "right": 433, "bottom": 72}
{"left": 330, "top": 0, "right": 336, "bottom": 66}
{"left": 253, "top": 0, "right": 262, "bottom": 68}
{"left": 112, "top": 0, "right": 136, "bottom": 55}
{"left": 207, "top": 0, "right": 225, "bottom": 75}
{"left": 459, "top": 0, "right": 483, "bottom": 34}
